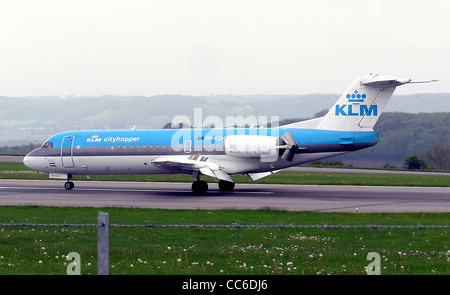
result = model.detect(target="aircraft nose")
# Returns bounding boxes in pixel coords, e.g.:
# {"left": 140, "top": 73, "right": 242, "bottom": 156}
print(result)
{"left": 23, "top": 154, "right": 32, "bottom": 169}
{"left": 23, "top": 153, "right": 37, "bottom": 171}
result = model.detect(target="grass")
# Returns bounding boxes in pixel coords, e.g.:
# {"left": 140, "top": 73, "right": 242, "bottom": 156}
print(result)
{"left": 0, "top": 207, "right": 449, "bottom": 275}
{"left": 0, "top": 162, "right": 449, "bottom": 187}
{"left": 1, "top": 162, "right": 448, "bottom": 275}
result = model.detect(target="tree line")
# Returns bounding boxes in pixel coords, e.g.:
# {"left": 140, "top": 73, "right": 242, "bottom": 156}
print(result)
{"left": 2, "top": 113, "right": 448, "bottom": 171}
{"left": 404, "top": 143, "right": 450, "bottom": 170}
{"left": 0, "top": 143, "right": 41, "bottom": 156}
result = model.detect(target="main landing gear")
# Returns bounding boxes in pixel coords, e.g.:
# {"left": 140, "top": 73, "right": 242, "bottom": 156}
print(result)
{"left": 191, "top": 179, "right": 208, "bottom": 194}
{"left": 64, "top": 174, "right": 75, "bottom": 190}
{"left": 191, "top": 178, "right": 235, "bottom": 194}
{"left": 218, "top": 180, "right": 235, "bottom": 192}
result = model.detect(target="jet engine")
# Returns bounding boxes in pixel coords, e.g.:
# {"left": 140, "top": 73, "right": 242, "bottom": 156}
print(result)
{"left": 224, "top": 135, "right": 280, "bottom": 159}
{"left": 224, "top": 131, "right": 300, "bottom": 162}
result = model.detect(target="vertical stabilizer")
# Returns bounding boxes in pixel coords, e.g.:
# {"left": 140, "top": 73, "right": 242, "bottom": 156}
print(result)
{"left": 316, "top": 74, "right": 414, "bottom": 131}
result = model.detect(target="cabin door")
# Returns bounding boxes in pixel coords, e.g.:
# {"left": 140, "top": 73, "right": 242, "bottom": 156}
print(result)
{"left": 61, "top": 136, "right": 75, "bottom": 168}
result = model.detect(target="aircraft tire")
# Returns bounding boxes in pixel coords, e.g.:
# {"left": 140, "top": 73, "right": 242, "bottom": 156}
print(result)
{"left": 65, "top": 181, "right": 74, "bottom": 190}
{"left": 218, "top": 180, "right": 235, "bottom": 191}
{"left": 192, "top": 180, "right": 208, "bottom": 194}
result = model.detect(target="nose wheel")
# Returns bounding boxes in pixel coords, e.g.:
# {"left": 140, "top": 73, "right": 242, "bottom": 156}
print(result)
{"left": 64, "top": 181, "right": 75, "bottom": 190}
{"left": 64, "top": 174, "right": 74, "bottom": 190}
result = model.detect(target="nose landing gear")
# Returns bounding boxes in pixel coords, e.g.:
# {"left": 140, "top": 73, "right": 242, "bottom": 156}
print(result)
{"left": 64, "top": 181, "right": 75, "bottom": 190}
{"left": 64, "top": 174, "right": 74, "bottom": 190}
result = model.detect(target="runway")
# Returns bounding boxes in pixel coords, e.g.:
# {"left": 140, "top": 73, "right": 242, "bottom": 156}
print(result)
{"left": 0, "top": 179, "right": 448, "bottom": 213}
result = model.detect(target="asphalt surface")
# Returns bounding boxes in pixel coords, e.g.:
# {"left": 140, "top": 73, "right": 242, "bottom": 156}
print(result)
{"left": 2, "top": 155, "right": 448, "bottom": 175}
{"left": 0, "top": 179, "right": 448, "bottom": 213}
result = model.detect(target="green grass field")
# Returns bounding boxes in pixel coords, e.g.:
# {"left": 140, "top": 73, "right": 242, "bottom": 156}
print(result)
{"left": 0, "top": 162, "right": 449, "bottom": 187}
{"left": 0, "top": 207, "right": 449, "bottom": 275}
{"left": 1, "top": 162, "right": 449, "bottom": 275}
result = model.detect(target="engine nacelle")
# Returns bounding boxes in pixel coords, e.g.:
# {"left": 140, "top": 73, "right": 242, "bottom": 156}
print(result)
{"left": 224, "top": 135, "right": 280, "bottom": 159}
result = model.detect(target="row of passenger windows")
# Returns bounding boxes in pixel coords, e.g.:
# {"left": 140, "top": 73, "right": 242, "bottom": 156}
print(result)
{"left": 41, "top": 142, "right": 220, "bottom": 149}
{"left": 83, "top": 144, "right": 220, "bottom": 148}
{"left": 41, "top": 143, "right": 171, "bottom": 149}
{"left": 84, "top": 144, "right": 169, "bottom": 149}
{"left": 83, "top": 145, "right": 219, "bottom": 149}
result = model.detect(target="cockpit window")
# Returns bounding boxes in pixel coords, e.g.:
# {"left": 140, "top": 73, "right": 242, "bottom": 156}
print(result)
{"left": 41, "top": 142, "right": 53, "bottom": 149}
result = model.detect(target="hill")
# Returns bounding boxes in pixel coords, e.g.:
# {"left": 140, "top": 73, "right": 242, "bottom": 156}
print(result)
{"left": 0, "top": 93, "right": 449, "bottom": 150}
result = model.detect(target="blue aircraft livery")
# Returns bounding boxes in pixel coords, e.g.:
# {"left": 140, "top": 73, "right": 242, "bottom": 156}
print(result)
{"left": 23, "top": 74, "right": 436, "bottom": 193}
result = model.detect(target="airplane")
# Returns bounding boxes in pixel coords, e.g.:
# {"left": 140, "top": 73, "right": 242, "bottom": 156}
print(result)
{"left": 23, "top": 74, "right": 436, "bottom": 193}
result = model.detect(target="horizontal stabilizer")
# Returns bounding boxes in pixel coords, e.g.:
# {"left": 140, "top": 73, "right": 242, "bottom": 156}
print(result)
{"left": 361, "top": 75, "right": 438, "bottom": 88}
{"left": 407, "top": 79, "right": 438, "bottom": 84}
{"left": 360, "top": 75, "right": 411, "bottom": 87}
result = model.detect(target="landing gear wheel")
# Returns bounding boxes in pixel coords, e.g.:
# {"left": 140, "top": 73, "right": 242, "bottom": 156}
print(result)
{"left": 218, "top": 180, "right": 235, "bottom": 192}
{"left": 192, "top": 180, "right": 208, "bottom": 194}
{"left": 64, "top": 181, "right": 75, "bottom": 190}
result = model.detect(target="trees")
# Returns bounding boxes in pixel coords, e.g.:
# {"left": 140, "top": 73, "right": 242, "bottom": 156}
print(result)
{"left": 335, "top": 112, "right": 450, "bottom": 164}
{"left": 421, "top": 143, "right": 450, "bottom": 171}
{"left": 0, "top": 143, "right": 41, "bottom": 155}
{"left": 404, "top": 143, "right": 450, "bottom": 171}
{"left": 403, "top": 155, "right": 427, "bottom": 170}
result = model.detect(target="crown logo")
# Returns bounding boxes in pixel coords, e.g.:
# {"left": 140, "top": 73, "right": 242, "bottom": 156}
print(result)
{"left": 346, "top": 90, "right": 366, "bottom": 102}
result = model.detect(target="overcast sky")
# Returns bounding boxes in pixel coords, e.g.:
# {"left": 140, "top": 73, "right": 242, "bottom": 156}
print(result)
{"left": 0, "top": 0, "right": 448, "bottom": 97}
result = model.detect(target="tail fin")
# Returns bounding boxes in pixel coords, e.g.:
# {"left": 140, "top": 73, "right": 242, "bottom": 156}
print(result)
{"left": 315, "top": 74, "right": 435, "bottom": 131}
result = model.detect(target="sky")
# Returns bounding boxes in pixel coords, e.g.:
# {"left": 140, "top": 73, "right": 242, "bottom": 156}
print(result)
{"left": 0, "top": 0, "right": 448, "bottom": 97}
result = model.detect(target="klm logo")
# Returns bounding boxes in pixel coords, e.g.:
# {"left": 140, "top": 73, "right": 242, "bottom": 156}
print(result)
{"left": 336, "top": 90, "right": 377, "bottom": 116}
{"left": 86, "top": 135, "right": 102, "bottom": 143}
{"left": 335, "top": 104, "right": 377, "bottom": 116}
{"left": 347, "top": 90, "right": 366, "bottom": 102}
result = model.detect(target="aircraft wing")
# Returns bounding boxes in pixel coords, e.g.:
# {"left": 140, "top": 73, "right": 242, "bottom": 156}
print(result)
{"left": 151, "top": 156, "right": 233, "bottom": 182}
